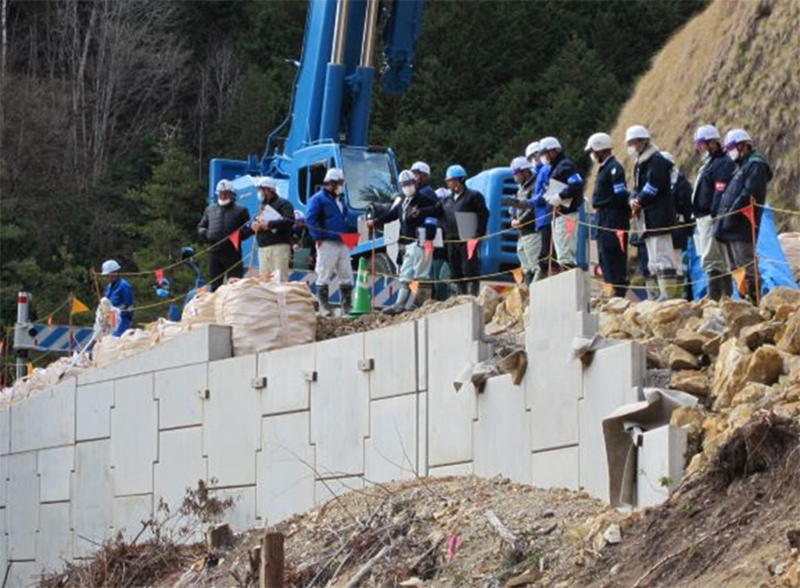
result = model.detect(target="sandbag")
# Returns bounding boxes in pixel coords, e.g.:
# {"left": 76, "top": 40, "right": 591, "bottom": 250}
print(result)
{"left": 145, "top": 318, "right": 184, "bottom": 346}
{"left": 2, "top": 354, "right": 90, "bottom": 407}
{"left": 213, "top": 278, "right": 316, "bottom": 356}
{"left": 779, "top": 232, "right": 800, "bottom": 282}
{"left": 92, "top": 328, "right": 152, "bottom": 368}
{"left": 182, "top": 289, "right": 218, "bottom": 326}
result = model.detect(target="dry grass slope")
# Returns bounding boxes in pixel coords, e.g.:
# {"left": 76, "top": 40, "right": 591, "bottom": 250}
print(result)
{"left": 607, "top": 0, "right": 800, "bottom": 227}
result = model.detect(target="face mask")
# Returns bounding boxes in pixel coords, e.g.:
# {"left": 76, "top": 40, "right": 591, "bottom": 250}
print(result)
{"left": 218, "top": 198, "right": 231, "bottom": 206}
{"left": 512, "top": 173, "right": 524, "bottom": 185}
{"left": 257, "top": 193, "right": 264, "bottom": 203}
{"left": 589, "top": 153, "right": 599, "bottom": 164}
{"left": 539, "top": 156, "right": 548, "bottom": 166}
{"left": 627, "top": 146, "right": 638, "bottom": 157}
{"left": 401, "top": 185, "right": 415, "bottom": 197}
{"left": 335, "top": 185, "right": 344, "bottom": 196}
{"left": 727, "top": 148, "right": 739, "bottom": 162}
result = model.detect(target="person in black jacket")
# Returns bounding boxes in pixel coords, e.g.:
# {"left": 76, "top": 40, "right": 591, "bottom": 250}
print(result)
{"left": 539, "top": 136, "right": 584, "bottom": 271}
{"left": 441, "top": 164, "right": 490, "bottom": 296}
{"left": 252, "top": 176, "right": 295, "bottom": 281}
{"left": 714, "top": 129, "right": 773, "bottom": 302}
{"left": 585, "top": 133, "right": 630, "bottom": 298}
{"left": 626, "top": 125, "right": 679, "bottom": 300}
{"left": 662, "top": 152, "right": 695, "bottom": 299}
{"left": 197, "top": 179, "right": 254, "bottom": 292}
{"left": 691, "top": 124, "right": 737, "bottom": 300}
{"left": 368, "top": 169, "right": 443, "bottom": 313}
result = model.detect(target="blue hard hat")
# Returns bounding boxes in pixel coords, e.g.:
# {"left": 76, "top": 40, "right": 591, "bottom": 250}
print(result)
{"left": 445, "top": 165, "right": 467, "bottom": 181}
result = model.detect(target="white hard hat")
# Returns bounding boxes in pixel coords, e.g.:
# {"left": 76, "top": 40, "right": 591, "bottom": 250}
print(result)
{"left": 724, "top": 128, "right": 752, "bottom": 149}
{"left": 525, "top": 141, "right": 540, "bottom": 159}
{"left": 256, "top": 176, "right": 276, "bottom": 190}
{"left": 101, "top": 259, "right": 122, "bottom": 275}
{"left": 625, "top": 125, "right": 651, "bottom": 142}
{"left": 215, "top": 179, "right": 234, "bottom": 194}
{"left": 411, "top": 161, "right": 431, "bottom": 176}
{"left": 694, "top": 124, "right": 721, "bottom": 143}
{"left": 398, "top": 169, "right": 416, "bottom": 184}
{"left": 584, "top": 132, "right": 613, "bottom": 152}
{"left": 510, "top": 156, "right": 532, "bottom": 174}
{"left": 539, "top": 136, "right": 562, "bottom": 152}
{"left": 660, "top": 151, "right": 675, "bottom": 164}
{"left": 323, "top": 168, "right": 345, "bottom": 183}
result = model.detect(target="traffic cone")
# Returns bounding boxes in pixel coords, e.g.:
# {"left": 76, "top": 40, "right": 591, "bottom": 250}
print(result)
{"left": 350, "top": 256, "right": 372, "bottom": 315}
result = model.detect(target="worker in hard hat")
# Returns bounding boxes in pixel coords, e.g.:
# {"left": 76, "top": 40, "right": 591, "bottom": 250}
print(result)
{"left": 661, "top": 152, "right": 694, "bottom": 299}
{"left": 368, "top": 169, "right": 443, "bottom": 313}
{"left": 525, "top": 141, "right": 540, "bottom": 167}
{"left": 252, "top": 176, "right": 295, "bottom": 281}
{"left": 530, "top": 145, "right": 554, "bottom": 279}
{"left": 509, "top": 156, "right": 541, "bottom": 285}
{"left": 626, "top": 125, "right": 678, "bottom": 300}
{"left": 585, "top": 133, "right": 630, "bottom": 298}
{"left": 100, "top": 260, "right": 133, "bottom": 337}
{"left": 411, "top": 161, "right": 438, "bottom": 201}
{"left": 197, "top": 179, "right": 254, "bottom": 292}
{"left": 714, "top": 129, "right": 773, "bottom": 302}
{"left": 539, "top": 136, "right": 584, "bottom": 271}
{"left": 306, "top": 168, "right": 354, "bottom": 316}
{"left": 441, "top": 165, "right": 490, "bottom": 296}
{"left": 691, "top": 124, "right": 736, "bottom": 300}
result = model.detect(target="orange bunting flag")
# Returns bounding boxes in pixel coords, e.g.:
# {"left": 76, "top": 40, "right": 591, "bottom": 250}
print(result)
{"left": 409, "top": 281, "right": 419, "bottom": 294}
{"left": 732, "top": 268, "right": 747, "bottom": 296}
{"left": 423, "top": 240, "right": 434, "bottom": 260}
{"left": 108, "top": 311, "right": 117, "bottom": 328}
{"left": 340, "top": 233, "right": 360, "bottom": 249}
{"left": 741, "top": 204, "right": 756, "bottom": 228}
{"left": 228, "top": 230, "right": 241, "bottom": 251}
{"left": 564, "top": 216, "right": 575, "bottom": 239}
{"left": 26, "top": 362, "right": 34, "bottom": 376}
{"left": 155, "top": 268, "right": 164, "bottom": 284}
{"left": 70, "top": 296, "right": 90, "bottom": 316}
{"left": 616, "top": 229, "right": 626, "bottom": 253}
{"left": 47, "top": 315, "right": 53, "bottom": 327}
{"left": 467, "top": 238, "right": 479, "bottom": 260}
{"left": 511, "top": 267, "right": 524, "bottom": 284}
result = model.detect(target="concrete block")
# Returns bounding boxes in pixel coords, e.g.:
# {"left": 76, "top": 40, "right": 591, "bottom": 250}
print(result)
{"left": 0, "top": 455, "right": 7, "bottom": 508}
{"left": 11, "top": 378, "right": 75, "bottom": 452}
{"left": 36, "top": 502, "right": 72, "bottom": 572}
{"left": 38, "top": 446, "right": 74, "bottom": 503}
{"left": 364, "top": 394, "right": 418, "bottom": 483}
{"left": 7, "top": 452, "right": 39, "bottom": 560}
{"left": 637, "top": 425, "right": 688, "bottom": 508}
{"left": 204, "top": 355, "right": 259, "bottom": 486}
{"left": 426, "top": 303, "right": 484, "bottom": 467}
{"left": 0, "top": 509, "right": 7, "bottom": 586}
{"left": 112, "top": 494, "right": 153, "bottom": 541}
{"left": 315, "top": 476, "right": 364, "bottom": 505}
{"left": 154, "top": 364, "right": 206, "bottom": 429}
{"left": 580, "top": 342, "right": 644, "bottom": 502}
{"left": 364, "top": 321, "right": 418, "bottom": 399}
{"left": 257, "top": 412, "right": 315, "bottom": 526}
{"left": 79, "top": 325, "right": 232, "bottom": 385}
{"left": 211, "top": 486, "right": 256, "bottom": 533}
{"left": 417, "top": 319, "right": 428, "bottom": 392}
{"left": 531, "top": 446, "right": 580, "bottom": 490}
{"left": 417, "top": 391, "right": 428, "bottom": 477}
{"left": 76, "top": 381, "right": 114, "bottom": 441}
{"left": 311, "top": 334, "right": 369, "bottom": 476}
{"left": 0, "top": 408, "right": 9, "bottom": 455}
{"left": 110, "top": 374, "right": 158, "bottom": 496}
{"left": 428, "top": 462, "right": 473, "bottom": 477}
{"left": 154, "top": 427, "right": 207, "bottom": 511}
{"left": 5, "top": 561, "right": 38, "bottom": 588}
{"left": 257, "top": 342, "right": 314, "bottom": 415}
{"left": 473, "top": 375, "right": 532, "bottom": 484}
{"left": 72, "top": 440, "right": 113, "bottom": 557}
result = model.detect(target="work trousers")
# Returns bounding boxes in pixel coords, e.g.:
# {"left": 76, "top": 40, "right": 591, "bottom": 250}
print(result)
{"left": 315, "top": 240, "right": 354, "bottom": 286}
{"left": 209, "top": 249, "right": 244, "bottom": 292}
{"left": 553, "top": 213, "right": 579, "bottom": 268}
{"left": 694, "top": 215, "right": 728, "bottom": 275}
{"left": 447, "top": 242, "right": 480, "bottom": 296}
{"left": 726, "top": 240, "right": 758, "bottom": 300}
{"left": 257, "top": 244, "right": 291, "bottom": 282}
{"left": 598, "top": 229, "right": 628, "bottom": 287}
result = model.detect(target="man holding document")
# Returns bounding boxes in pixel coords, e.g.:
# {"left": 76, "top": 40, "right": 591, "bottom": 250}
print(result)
{"left": 252, "top": 176, "right": 295, "bottom": 281}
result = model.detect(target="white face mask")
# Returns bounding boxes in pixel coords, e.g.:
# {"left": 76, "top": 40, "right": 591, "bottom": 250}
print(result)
{"left": 512, "top": 173, "right": 524, "bottom": 185}
{"left": 401, "top": 185, "right": 415, "bottom": 197}
{"left": 627, "top": 146, "right": 638, "bottom": 157}
{"left": 218, "top": 197, "right": 231, "bottom": 206}
{"left": 539, "top": 155, "right": 548, "bottom": 166}
{"left": 727, "top": 148, "right": 740, "bottom": 162}
{"left": 335, "top": 185, "right": 345, "bottom": 196}
{"left": 589, "top": 153, "right": 599, "bottom": 164}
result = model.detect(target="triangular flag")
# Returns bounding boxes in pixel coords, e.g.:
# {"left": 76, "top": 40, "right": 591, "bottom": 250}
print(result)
{"left": 732, "top": 268, "right": 747, "bottom": 296}
{"left": 26, "top": 362, "right": 34, "bottom": 376}
{"left": 70, "top": 296, "right": 90, "bottom": 315}
{"left": 340, "top": 233, "right": 360, "bottom": 249}
{"left": 228, "top": 231, "right": 240, "bottom": 251}
{"left": 467, "top": 238, "right": 479, "bottom": 260}
{"left": 741, "top": 204, "right": 756, "bottom": 228}
{"left": 47, "top": 315, "right": 53, "bottom": 327}
{"left": 616, "top": 229, "right": 626, "bottom": 253}
{"left": 409, "top": 281, "right": 419, "bottom": 294}
{"left": 423, "top": 240, "right": 433, "bottom": 260}
{"left": 511, "top": 267, "right": 524, "bottom": 284}
{"left": 108, "top": 311, "right": 117, "bottom": 328}
{"left": 564, "top": 216, "right": 575, "bottom": 239}
{"left": 155, "top": 268, "right": 164, "bottom": 284}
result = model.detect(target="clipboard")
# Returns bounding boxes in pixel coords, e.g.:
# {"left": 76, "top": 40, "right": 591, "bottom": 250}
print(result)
{"left": 258, "top": 205, "right": 284, "bottom": 223}
{"left": 455, "top": 212, "right": 478, "bottom": 240}
{"left": 543, "top": 179, "right": 568, "bottom": 206}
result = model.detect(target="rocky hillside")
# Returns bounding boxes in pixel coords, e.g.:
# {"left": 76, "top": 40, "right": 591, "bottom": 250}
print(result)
{"left": 607, "top": 0, "right": 800, "bottom": 224}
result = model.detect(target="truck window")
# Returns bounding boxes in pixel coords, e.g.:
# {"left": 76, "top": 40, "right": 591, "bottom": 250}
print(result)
{"left": 341, "top": 147, "right": 397, "bottom": 210}
{"left": 298, "top": 160, "right": 330, "bottom": 203}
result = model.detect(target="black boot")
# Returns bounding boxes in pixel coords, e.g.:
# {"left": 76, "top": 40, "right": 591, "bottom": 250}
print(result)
{"left": 524, "top": 271, "right": 533, "bottom": 286}
{"left": 706, "top": 272, "right": 721, "bottom": 301}
{"left": 613, "top": 285, "right": 628, "bottom": 299}
{"left": 385, "top": 285, "right": 410, "bottom": 315}
{"left": 340, "top": 284, "right": 353, "bottom": 316}
{"left": 720, "top": 274, "right": 734, "bottom": 299}
{"left": 317, "top": 285, "right": 332, "bottom": 317}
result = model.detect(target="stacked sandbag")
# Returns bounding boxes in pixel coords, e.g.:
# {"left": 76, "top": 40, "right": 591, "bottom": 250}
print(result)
{"left": 145, "top": 318, "right": 184, "bottom": 345}
{"left": 1, "top": 354, "right": 91, "bottom": 407}
{"left": 778, "top": 232, "right": 800, "bottom": 283}
{"left": 93, "top": 328, "right": 152, "bottom": 368}
{"left": 213, "top": 278, "right": 316, "bottom": 356}
{"left": 182, "top": 289, "right": 218, "bottom": 327}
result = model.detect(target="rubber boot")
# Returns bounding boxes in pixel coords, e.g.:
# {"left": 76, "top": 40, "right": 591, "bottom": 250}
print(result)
{"left": 720, "top": 274, "right": 734, "bottom": 299}
{"left": 706, "top": 272, "right": 721, "bottom": 302}
{"left": 404, "top": 290, "right": 419, "bottom": 312}
{"left": 524, "top": 271, "right": 534, "bottom": 286}
{"left": 385, "top": 285, "right": 410, "bottom": 315}
{"left": 613, "top": 285, "right": 628, "bottom": 299}
{"left": 467, "top": 280, "right": 480, "bottom": 297}
{"left": 645, "top": 278, "right": 659, "bottom": 301}
{"left": 340, "top": 284, "right": 353, "bottom": 316}
{"left": 657, "top": 270, "right": 679, "bottom": 301}
{"left": 317, "top": 285, "right": 332, "bottom": 317}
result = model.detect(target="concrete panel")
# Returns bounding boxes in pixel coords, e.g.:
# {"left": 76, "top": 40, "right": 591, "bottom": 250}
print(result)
{"left": 212, "top": 486, "right": 256, "bottom": 533}
{"left": 0, "top": 509, "right": 6, "bottom": 587}
{"left": 154, "top": 364, "right": 206, "bottom": 429}
{"left": 364, "top": 321, "right": 418, "bottom": 399}
{"left": 112, "top": 494, "right": 153, "bottom": 541}
{"left": 7, "top": 452, "right": 39, "bottom": 560}
{"left": 76, "top": 381, "right": 114, "bottom": 441}
{"left": 205, "top": 355, "right": 259, "bottom": 486}
{"left": 417, "top": 391, "right": 428, "bottom": 477}
{"left": 5, "top": 561, "right": 38, "bottom": 588}
{"left": 315, "top": 476, "right": 364, "bottom": 505}
{"left": 72, "top": 440, "right": 113, "bottom": 557}
{"left": 38, "top": 446, "right": 74, "bottom": 503}
{"left": 473, "top": 375, "right": 532, "bottom": 484}
{"left": 426, "top": 303, "right": 484, "bottom": 466}
{"left": 0, "top": 408, "right": 9, "bottom": 455}
{"left": 110, "top": 374, "right": 158, "bottom": 497}
{"left": 531, "top": 446, "right": 580, "bottom": 490}
{"left": 428, "top": 462, "right": 473, "bottom": 477}
{"left": 37, "top": 502, "right": 72, "bottom": 572}
{"left": 154, "top": 427, "right": 207, "bottom": 510}
{"left": 257, "top": 412, "right": 315, "bottom": 526}
{"left": 11, "top": 378, "right": 75, "bottom": 452}
{"left": 417, "top": 318, "right": 428, "bottom": 392}
{"left": 0, "top": 455, "right": 7, "bottom": 508}
{"left": 257, "top": 342, "right": 314, "bottom": 415}
{"left": 79, "top": 325, "right": 232, "bottom": 385}
{"left": 311, "top": 334, "right": 369, "bottom": 476}
{"left": 364, "top": 394, "right": 418, "bottom": 483}
{"left": 580, "top": 342, "right": 644, "bottom": 502}
{"left": 637, "top": 425, "right": 688, "bottom": 508}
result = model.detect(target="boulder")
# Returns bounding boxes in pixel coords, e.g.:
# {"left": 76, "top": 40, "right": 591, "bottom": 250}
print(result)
{"left": 731, "top": 382, "right": 772, "bottom": 406}
{"left": 711, "top": 339, "right": 752, "bottom": 409}
{"left": 673, "top": 328, "right": 710, "bottom": 355}
{"left": 698, "top": 307, "right": 728, "bottom": 337}
{"left": 668, "top": 345, "right": 699, "bottom": 370}
{"left": 743, "top": 346, "right": 783, "bottom": 387}
{"left": 721, "top": 299, "right": 763, "bottom": 336}
{"left": 477, "top": 286, "right": 502, "bottom": 324}
{"left": 649, "top": 300, "right": 702, "bottom": 340}
{"left": 599, "top": 313, "right": 640, "bottom": 340}
{"left": 777, "top": 308, "right": 800, "bottom": 355}
{"left": 670, "top": 405, "right": 705, "bottom": 432}
{"left": 603, "top": 297, "right": 632, "bottom": 314}
{"left": 775, "top": 304, "right": 796, "bottom": 322}
{"left": 701, "top": 334, "right": 724, "bottom": 357}
{"left": 760, "top": 286, "right": 800, "bottom": 314}
{"left": 643, "top": 338, "right": 670, "bottom": 369}
{"left": 740, "top": 321, "right": 780, "bottom": 350}
{"left": 670, "top": 370, "right": 711, "bottom": 398}
{"left": 622, "top": 300, "right": 662, "bottom": 337}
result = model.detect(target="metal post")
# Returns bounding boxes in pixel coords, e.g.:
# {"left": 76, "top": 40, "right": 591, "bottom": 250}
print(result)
{"left": 14, "top": 291, "right": 31, "bottom": 380}
{"left": 331, "top": 0, "right": 351, "bottom": 65}
{"left": 360, "top": 0, "right": 380, "bottom": 68}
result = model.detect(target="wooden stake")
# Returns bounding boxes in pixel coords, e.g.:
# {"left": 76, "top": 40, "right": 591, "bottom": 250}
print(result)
{"left": 750, "top": 197, "right": 761, "bottom": 305}
{"left": 259, "top": 532, "right": 284, "bottom": 588}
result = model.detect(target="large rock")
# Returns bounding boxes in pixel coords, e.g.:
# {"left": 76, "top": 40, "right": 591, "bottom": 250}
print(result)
{"left": 740, "top": 321, "right": 780, "bottom": 350}
{"left": 648, "top": 300, "right": 702, "bottom": 340}
{"left": 743, "top": 345, "right": 783, "bottom": 388}
{"left": 731, "top": 382, "right": 772, "bottom": 406}
{"left": 670, "top": 370, "right": 711, "bottom": 398}
{"left": 673, "top": 328, "right": 710, "bottom": 355}
{"left": 711, "top": 339, "right": 752, "bottom": 410}
{"left": 777, "top": 308, "right": 800, "bottom": 355}
{"left": 643, "top": 337, "right": 670, "bottom": 369}
{"left": 721, "top": 299, "right": 763, "bottom": 336}
{"left": 698, "top": 307, "right": 728, "bottom": 338}
{"left": 760, "top": 286, "right": 800, "bottom": 314}
{"left": 599, "top": 313, "right": 641, "bottom": 340}
{"left": 670, "top": 405, "right": 705, "bottom": 432}
{"left": 668, "top": 344, "right": 699, "bottom": 370}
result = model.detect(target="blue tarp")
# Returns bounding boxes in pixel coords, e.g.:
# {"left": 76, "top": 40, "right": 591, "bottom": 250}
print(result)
{"left": 688, "top": 205, "right": 798, "bottom": 299}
